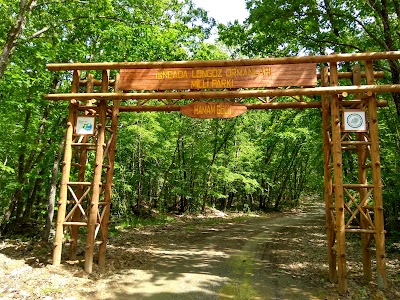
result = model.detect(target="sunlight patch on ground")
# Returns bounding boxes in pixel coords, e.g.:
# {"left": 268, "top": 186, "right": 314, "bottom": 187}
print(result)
{"left": 100, "top": 269, "right": 230, "bottom": 299}
{"left": 147, "top": 248, "right": 228, "bottom": 257}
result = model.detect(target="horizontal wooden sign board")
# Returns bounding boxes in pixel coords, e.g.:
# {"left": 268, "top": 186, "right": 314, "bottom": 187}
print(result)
{"left": 119, "top": 63, "right": 316, "bottom": 91}
{"left": 181, "top": 102, "right": 247, "bottom": 119}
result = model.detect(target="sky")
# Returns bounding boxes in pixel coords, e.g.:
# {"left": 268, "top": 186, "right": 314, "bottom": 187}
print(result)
{"left": 192, "top": 0, "right": 249, "bottom": 24}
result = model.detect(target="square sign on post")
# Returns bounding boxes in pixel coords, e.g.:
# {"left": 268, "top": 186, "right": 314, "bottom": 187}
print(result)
{"left": 343, "top": 110, "right": 367, "bottom": 132}
{"left": 76, "top": 116, "right": 95, "bottom": 135}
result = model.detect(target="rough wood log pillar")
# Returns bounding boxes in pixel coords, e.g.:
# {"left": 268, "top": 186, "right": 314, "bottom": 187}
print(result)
{"left": 321, "top": 66, "right": 337, "bottom": 283}
{"left": 330, "top": 62, "right": 347, "bottom": 295}
{"left": 98, "top": 73, "right": 120, "bottom": 267}
{"left": 365, "top": 60, "right": 387, "bottom": 289}
{"left": 84, "top": 70, "right": 109, "bottom": 273}
{"left": 53, "top": 70, "right": 80, "bottom": 265}
{"left": 69, "top": 73, "right": 94, "bottom": 260}
{"left": 352, "top": 64, "right": 373, "bottom": 281}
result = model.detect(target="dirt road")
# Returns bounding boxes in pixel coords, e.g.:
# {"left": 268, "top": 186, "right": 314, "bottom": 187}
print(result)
{"left": 1, "top": 202, "right": 399, "bottom": 299}
{"left": 97, "top": 204, "right": 329, "bottom": 300}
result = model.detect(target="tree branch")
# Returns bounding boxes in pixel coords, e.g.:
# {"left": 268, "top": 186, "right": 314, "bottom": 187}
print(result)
{"left": 0, "top": 0, "right": 37, "bottom": 79}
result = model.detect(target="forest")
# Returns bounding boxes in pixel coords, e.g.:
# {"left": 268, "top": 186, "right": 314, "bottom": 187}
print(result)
{"left": 0, "top": 0, "right": 399, "bottom": 246}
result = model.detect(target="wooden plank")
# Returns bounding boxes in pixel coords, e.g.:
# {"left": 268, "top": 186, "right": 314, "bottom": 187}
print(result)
{"left": 180, "top": 102, "right": 247, "bottom": 119}
{"left": 345, "top": 229, "right": 376, "bottom": 233}
{"left": 342, "top": 183, "right": 374, "bottom": 189}
{"left": 330, "top": 62, "right": 347, "bottom": 295}
{"left": 67, "top": 181, "right": 93, "bottom": 186}
{"left": 119, "top": 64, "right": 317, "bottom": 90}
{"left": 114, "top": 100, "right": 387, "bottom": 112}
{"left": 63, "top": 222, "right": 88, "bottom": 226}
{"left": 317, "top": 71, "right": 385, "bottom": 79}
{"left": 71, "top": 143, "right": 96, "bottom": 146}
{"left": 78, "top": 71, "right": 384, "bottom": 85}
{"left": 44, "top": 84, "right": 400, "bottom": 101}
{"left": 341, "top": 141, "right": 371, "bottom": 145}
{"left": 366, "top": 60, "right": 387, "bottom": 289}
{"left": 46, "top": 51, "right": 400, "bottom": 71}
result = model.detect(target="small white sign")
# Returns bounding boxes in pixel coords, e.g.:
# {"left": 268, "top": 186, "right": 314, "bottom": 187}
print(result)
{"left": 343, "top": 110, "right": 367, "bottom": 132}
{"left": 76, "top": 116, "right": 95, "bottom": 135}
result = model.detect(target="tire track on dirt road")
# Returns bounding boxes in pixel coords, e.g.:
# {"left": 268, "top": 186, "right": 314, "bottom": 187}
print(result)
{"left": 99, "top": 203, "right": 329, "bottom": 299}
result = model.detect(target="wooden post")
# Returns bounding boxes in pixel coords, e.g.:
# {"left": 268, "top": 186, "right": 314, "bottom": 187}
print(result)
{"left": 330, "top": 62, "right": 347, "bottom": 294}
{"left": 53, "top": 70, "right": 80, "bottom": 265}
{"left": 321, "top": 66, "right": 337, "bottom": 283}
{"left": 98, "top": 73, "right": 120, "bottom": 267}
{"left": 84, "top": 70, "right": 109, "bottom": 273}
{"left": 365, "top": 61, "right": 387, "bottom": 289}
{"left": 69, "top": 74, "right": 94, "bottom": 260}
{"left": 352, "top": 64, "right": 373, "bottom": 281}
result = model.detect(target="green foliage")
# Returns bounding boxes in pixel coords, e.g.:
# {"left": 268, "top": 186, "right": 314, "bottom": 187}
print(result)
{"left": 216, "top": 0, "right": 400, "bottom": 243}
{"left": 219, "top": 0, "right": 399, "bottom": 56}
{"left": 1, "top": 0, "right": 398, "bottom": 240}
{"left": 0, "top": 0, "right": 217, "bottom": 230}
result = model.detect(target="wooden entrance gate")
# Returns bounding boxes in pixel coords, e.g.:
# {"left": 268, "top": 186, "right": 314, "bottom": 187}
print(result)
{"left": 45, "top": 51, "right": 400, "bottom": 294}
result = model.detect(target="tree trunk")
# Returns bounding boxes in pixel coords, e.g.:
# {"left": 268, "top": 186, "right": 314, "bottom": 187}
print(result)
{"left": 136, "top": 119, "right": 143, "bottom": 212}
{"left": 23, "top": 168, "right": 44, "bottom": 219}
{"left": 0, "top": 0, "right": 37, "bottom": 79}
{"left": 180, "top": 137, "right": 189, "bottom": 213}
{"left": 43, "top": 138, "right": 64, "bottom": 242}
{"left": 226, "top": 192, "right": 234, "bottom": 210}
{"left": 203, "top": 120, "right": 237, "bottom": 210}
{"left": 0, "top": 107, "right": 32, "bottom": 234}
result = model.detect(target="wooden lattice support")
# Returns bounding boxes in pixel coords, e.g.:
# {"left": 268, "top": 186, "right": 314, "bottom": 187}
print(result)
{"left": 323, "top": 61, "right": 388, "bottom": 293}
{"left": 51, "top": 69, "right": 117, "bottom": 272}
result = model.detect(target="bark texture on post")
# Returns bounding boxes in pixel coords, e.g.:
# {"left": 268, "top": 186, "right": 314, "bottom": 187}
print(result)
{"left": 84, "top": 71, "right": 109, "bottom": 273}
{"left": 365, "top": 61, "right": 387, "bottom": 289}
{"left": 98, "top": 74, "right": 120, "bottom": 267}
{"left": 330, "top": 62, "right": 347, "bottom": 295}
{"left": 52, "top": 70, "right": 80, "bottom": 265}
{"left": 352, "top": 64, "right": 373, "bottom": 281}
{"left": 321, "top": 66, "right": 337, "bottom": 284}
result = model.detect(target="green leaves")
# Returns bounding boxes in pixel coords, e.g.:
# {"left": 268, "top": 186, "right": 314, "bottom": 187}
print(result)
{"left": 0, "top": 0, "right": 220, "bottom": 223}
{"left": 220, "top": 0, "right": 399, "bottom": 56}
{"left": 0, "top": 162, "right": 14, "bottom": 175}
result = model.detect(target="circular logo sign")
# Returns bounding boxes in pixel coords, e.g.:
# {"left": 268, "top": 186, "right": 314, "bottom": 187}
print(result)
{"left": 346, "top": 113, "right": 364, "bottom": 129}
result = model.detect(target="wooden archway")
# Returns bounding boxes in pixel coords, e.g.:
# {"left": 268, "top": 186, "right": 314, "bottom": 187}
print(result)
{"left": 45, "top": 51, "right": 400, "bottom": 295}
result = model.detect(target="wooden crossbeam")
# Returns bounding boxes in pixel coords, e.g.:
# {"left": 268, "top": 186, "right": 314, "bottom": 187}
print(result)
{"left": 45, "top": 84, "right": 400, "bottom": 101}
{"left": 64, "top": 185, "right": 91, "bottom": 222}
{"left": 344, "top": 188, "right": 375, "bottom": 229}
{"left": 47, "top": 51, "right": 400, "bottom": 71}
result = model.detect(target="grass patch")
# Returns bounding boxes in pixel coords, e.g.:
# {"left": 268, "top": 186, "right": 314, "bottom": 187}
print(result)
{"left": 40, "top": 286, "right": 64, "bottom": 295}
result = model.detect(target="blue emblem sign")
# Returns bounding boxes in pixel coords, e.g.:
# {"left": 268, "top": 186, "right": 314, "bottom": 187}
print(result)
{"left": 76, "top": 116, "right": 95, "bottom": 135}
